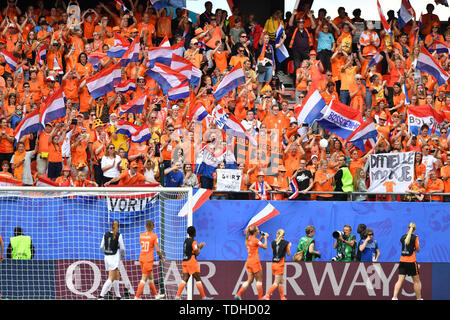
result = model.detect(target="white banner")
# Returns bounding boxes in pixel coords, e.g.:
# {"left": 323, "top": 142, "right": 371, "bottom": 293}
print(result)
{"left": 368, "top": 152, "right": 415, "bottom": 193}
{"left": 216, "top": 169, "right": 242, "bottom": 192}
{"left": 107, "top": 194, "right": 156, "bottom": 212}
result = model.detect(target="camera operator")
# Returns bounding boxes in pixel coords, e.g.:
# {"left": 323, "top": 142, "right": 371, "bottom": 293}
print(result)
{"left": 332, "top": 225, "right": 356, "bottom": 262}
{"left": 358, "top": 228, "right": 380, "bottom": 262}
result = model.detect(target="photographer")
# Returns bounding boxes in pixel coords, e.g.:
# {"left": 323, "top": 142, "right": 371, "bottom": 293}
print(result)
{"left": 295, "top": 225, "right": 320, "bottom": 261}
{"left": 332, "top": 225, "right": 356, "bottom": 262}
{"left": 358, "top": 228, "right": 380, "bottom": 262}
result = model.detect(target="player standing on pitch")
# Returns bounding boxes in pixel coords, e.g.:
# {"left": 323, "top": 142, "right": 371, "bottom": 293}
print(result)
{"left": 234, "top": 225, "right": 269, "bottom": 300}
{"left": 263, "top": 229, "right": 291, "bottom": 300}
{"left": 98, "top": 220, "right": 125, "bottom": 300}
{"left": 175, "top": 226, "right": 213, "bottom": 300}
{"left": 135, "top": 220, "right": 165, "bottom": 300}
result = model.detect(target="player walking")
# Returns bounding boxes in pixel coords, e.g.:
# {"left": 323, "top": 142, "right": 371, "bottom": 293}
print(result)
{"left": 135, "top": 220, "right": 165, "bottom": 300}
{"left": 175, "top": 226, "right": 213, "bottom": 300}
{"left": 234, "top": 225, "right": 269, "bottom": 300}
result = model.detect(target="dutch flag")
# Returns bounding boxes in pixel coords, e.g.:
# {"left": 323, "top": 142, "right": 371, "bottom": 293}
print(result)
{"left": 346, "top": 118, "right": 378, "bottom": 153}
{"left": 39, "top": 87, "right": 66, "bottom": 126}
{"left": 244, "top": 203, "right": 280, "bottom": 232}
{"left": 377, "top": 0, "right": 393, "bottom": 36}
{"left": 13, "top": 109, "right": 44, "bottom": 143}
{"left": 189, "top": 102, "right": 209, "bottom": 122}
{"left": 213, "top": 62, "right": 246, "bottom": 101}
{"left": 88, "top": 52, "right": 106, "bottom": 71}
{"left": 115, "top": 119, "right": 140, "bottom": 137}
{"left": 0, "top": 49, "right": 18, "bottom": 71}
{"left": 86, "top": 62, "right": 122, "bottom": 99}
{"left": 168, "top": 79, "right": 190, "bottom": 100}
{"left": 36, "top": 44, "right": 48, "bottom": 67}
{"left": 145, "top": 63, "right": 187, "bottom": 95}
{"left": 434, "top": 40, "right": 450, "bottom": 55}
{"left": 119, "top": 95, "right": 147, "bottom": 115}
{"left": 295, "top": 90, "right": 327, "bottom": 126}
{"left": 275, "top": 23, "right": 289, "bottom": 63}
{"left": 120, "top": 36, "right": 140, "bottom": 67}
{"left": 131, "top": 124, "right": 152, "bottom": 143}
{"left": 147, "top": 41, "right": 185, "bottom": 67}
{"left": 288, "top": 178, "right": 299, "bottom": 200}
{"left": 368, "top": 45, "right": 384, "bottom": 68}
{"left": 115, "top": 79, "right": 136, "bottom": 93}
{"left": 107, "top": 33, "right": 130, "bottom": 58}
{"left": 115, "top": 0, "right": 129, "bottom": 12}
{"left": 416, "top": 45, "right": 449, "bottom": 86}
{"left": 398, "top": 0, "right": 415, "bottom": 29}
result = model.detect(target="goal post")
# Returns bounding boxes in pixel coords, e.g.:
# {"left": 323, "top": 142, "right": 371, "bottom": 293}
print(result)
{"left": 0, "top": 186, "right": 193, "bottom": 300}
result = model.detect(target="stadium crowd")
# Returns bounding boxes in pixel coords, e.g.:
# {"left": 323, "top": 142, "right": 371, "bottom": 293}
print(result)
{"left": 0, "top": 0, "right": 448, "bottom": 202}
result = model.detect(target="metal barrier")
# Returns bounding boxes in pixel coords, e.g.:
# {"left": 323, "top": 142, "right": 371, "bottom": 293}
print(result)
{"left": 209, "top": 190, "right": 450, "bottom": 202}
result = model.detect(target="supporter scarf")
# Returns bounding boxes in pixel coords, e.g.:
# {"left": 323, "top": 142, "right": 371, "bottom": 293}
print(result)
{"left": 255, "top": 180, "right": 267, "bottom": 200}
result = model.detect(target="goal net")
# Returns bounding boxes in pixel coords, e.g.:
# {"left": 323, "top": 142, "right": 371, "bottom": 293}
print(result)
{"left": 0, "top": 187, "right": 193, "bottom": 300}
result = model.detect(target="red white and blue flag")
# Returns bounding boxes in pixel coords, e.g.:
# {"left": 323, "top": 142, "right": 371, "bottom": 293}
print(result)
{"left": 119, "top": 95, "right": 147, "bottom": 115}
{"left": 168, "top": 79, "right": 190, "bottom": 100}
{"left": 212, "top": 105, "right": 257, "bottom": 146}
{"left": 244, "top": 203, "right": 280, "bottom": 232}
{"left": 288, "top": 178, "right": 299, "bottom": 200}
{"left": 147, "top": 41, "right": 185, "bottom": 67}
{"left": 398, "top": 0, "right": 415, "bottom": 28}
{"left": 189, "top": 102, "right": 209, "bottom": 122}
{"left": 131, "top": 124, "right": 152, "bottom": 143}
{"left": 107, "top": 33, "right": 130, "bottom": 58}
{"left": 120, "top": 36, "right": 140, "bottom": 67}
{"left": 13, "top": 109, "right": 43, "bottom": 142}
{"left": 39, "top": 87, "right": 66, "bottom": 126}
{"left": 368, "top": 45, "right": 384, "bottom": 68}
{"left": 275, "top": 23, "right": 289, "bottom": 63}
{"left": 36, "top": 44, "right": 48, "bottom": 67}
{"left": 295, "top": 90, "right": 327, "bottom": 125}
{"left": 178, "top": 188, "right": 214, "bottom": 217}
{"left": 160, "top": 36, "right": 171, "bottom": 47}
{"left": 115, "top": 0, "right": 129, "bottom": 12}
{"left": 377, "top": 0, "right": 393, "bottom": 36}
{"left": 434, "top": 0, "right": 448, "bottom": 7}
{"left": 115, "top": 120, "right": 140, "bottom": 137}
{"left": 316, "top": 100, "right": 364, "bottom": 140}
{"left": 145, "top": 62, "right": 187, "bottom": 94}
{"left": 115, "top": 79, "right": 136, "bottom": 93}
{"left": 416, "top": 45, "right": 449, "bottom": 86}
{"left": 171, "top": 54, "right": 201, "bottom": 86}
{"left": 434, "top": 40, "right": 450, "bottom": 55}
{"left": 407, "top": 104, "right": 446, "bottom": 136}
{"left": 0, "top": 49, "right": 18, "bottom": 71}
{"left": 87, "top": 52, "right": 106, "bottom": 71}
{"left": 346, "top": 118, "right": 378, "bottom": 152}
{"left": 213, "top": 63, "right": 246, "bottom": 101}
{"left": 86, "top": 62, "right": 122, "bottom": 98}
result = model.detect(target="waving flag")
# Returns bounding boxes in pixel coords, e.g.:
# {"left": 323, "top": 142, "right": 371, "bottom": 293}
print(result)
{"left": 115, "top": 0, "right": 129, "bottom": 12}
{"left": 36, "top": 44, "right": 48, "bottom": 67}
{"left": 213, "top": 63, "right": 246, "bottom": 101}
{"left": 316, "top": 100, "right": 364, "bottom": 140}
{"left": 178, "top": 188, "right": 213, "bottom": 217}
{"left": 120, "top": 36, "right": 140, "bottom": 67}
{"left": 115, "top": 120, "right": 140, "bottom": 137}
{"left": 244, "top": 203, "right": 280, "bottom": 232}
{"left": 88, "top": 52, "right": 106, "bottom": 71}
{"left": 434, "top": 0, "right": 448, "bottom": 7}
{"left": 150, "top": 0, "right": 168, "bottom": 10}
{"left": 147, "top": 41, "right": 185, "bottom": 67}
{"left": 171, "top": 54, "right": 201, "bottom": 86}
{"left": 377, "top": 0, "right": 393, "bottom": 36}
{"left": 212, "top": 105, "right": 257, "bottom": 146}
{"left": 115, "top": 79, "right": 136, "bottom": 93}
{"left": 288, "top": 178, "right": 299, "bottom": 200}
{"left": 402, "top": 82, "right": 410, "bottom": 105}
{"left": 107, "top": 33, "right": 130, "bottom": 58}
{"left": 160, "top": 36, "right": 171, "bottom": 47}
{"left": 168, "top": 80, "right": 190, "bottom": 100}
{"left": 416, "top": 45, "right": 449, "bottom": 86}
{"left": 131, "top": 124, "right": 152, "bottom": 143}
{"left": 145, "top": 63, "right": 187, "bottom": 94}
{"left": 368, "top": 45, "right": 384, "bottom": 68}
{"left": 119, "top": 95, "right": 147, "bottom": 115}
{"left": 189, "top": 102, "right": 209, "bottom": 122}
{"left": 39, "top": 87, "right": 66, "bottom": 126}
{"left": 14, "top": 109, "right": 43, "bottom": 142}
{"left": 407, "top": 104, "right": 445, "bottom": 136}
{"left": 434, "top": 40, "right": 450, "bottom": 55}
{"left": 295, "top": 90, "right": 327, "bottom": 126}
{"left": 0, "top": 176, "right": 23, "bottom": 187}
{"left": 275, "top": 23, "right": 288, "bottom": 63}
{"left": 398, "top": 0, "right": 415, "bottom": 28}
{"left": 347, "top": 118, "right": 378, "bottom": 152}
{"left": 0, "top": 49, "right": 18, "bottom": 71}
{"left": 86, "top": 62, "right": 122, "bottom": 98}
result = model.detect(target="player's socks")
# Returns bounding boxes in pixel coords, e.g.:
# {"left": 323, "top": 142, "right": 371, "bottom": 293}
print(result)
{"left": 135, "top": 281, "right": 146, "bottom": 299}
{"left": 176, "top": 281, "right": 186, "bottom": 298}
{"left": 100, "top": 279, "right": 112, "bottom": 298}
{"left": 278, "top": 286, "right": 287, "bottom": 300}
{"left": 256, "top": 282, "right": 263, "bottom": 299}
{"left": 196, "top": 281, "right": 206, "bottom": 298}
{"left": 264, "top": 284, "right": 277, "bottom": 299}
{"left": 236, "top": 282, "right": 248, "bottom": 297}
{"left": 149, "top": 280, "right": 158, "bottom": 296}
{"left": 113, "top": 280, "right": 121, "bottom": 298}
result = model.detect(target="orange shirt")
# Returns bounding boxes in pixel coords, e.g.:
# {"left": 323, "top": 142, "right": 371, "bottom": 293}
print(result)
{"left": 441, "top": 166, "right": 450, "bottom": 193}
{"left": 160, "top": 134, "right": 178, "bottom": 161}
{"left": 139, "top": 231, "right": 159, "bottom": 262}
{"left": 71, "top": 141, "right": 88, "bottom": 168}
{"left": 313, "top": 168, "right": 334, "bottom": 197}
{"left": 426, "top": 178, "right": 444, "bottom": 201}
{"left": 246, "top": 235, "right": 262, "bottom": 265}
{"left": 213, "top": 51, "right": 228, "bottom": 74}
{"left": 63, "top": 78, "right": 80, "bottom": 103}
{"left": 118, "top": 169, "right": 146, "bottom": 185}
{"left": 48, "top": 141, "right": 63, "bottom": 163}
{"left": 0, "top": 127, "right": 14, "bottom": 154}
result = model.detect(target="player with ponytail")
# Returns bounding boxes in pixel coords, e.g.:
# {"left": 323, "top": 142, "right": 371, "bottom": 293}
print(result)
{"left": 263, "top": 229, "right": 291, "bottom": 300}
{"left": 392, "top": 222, "right": 422, "bottom": 300}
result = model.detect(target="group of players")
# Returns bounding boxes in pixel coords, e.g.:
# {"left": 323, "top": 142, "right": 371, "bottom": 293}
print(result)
{"left": 99, "top": 220, "right": 422, "bottom": 300}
